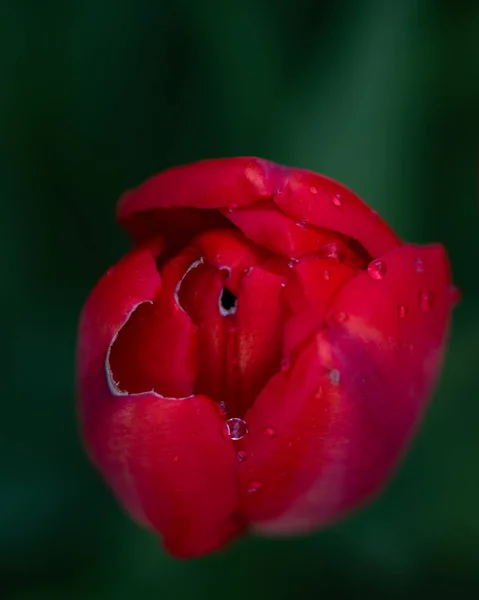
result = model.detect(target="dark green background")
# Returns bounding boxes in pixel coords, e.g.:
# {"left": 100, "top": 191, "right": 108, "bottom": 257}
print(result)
{"left": 1, "top": 1, "right": 478, "bottom": 598}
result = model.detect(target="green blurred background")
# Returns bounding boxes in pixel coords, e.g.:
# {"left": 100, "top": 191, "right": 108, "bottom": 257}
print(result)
{"left": 1, "top": 0, "right": 479, "bottom": 598}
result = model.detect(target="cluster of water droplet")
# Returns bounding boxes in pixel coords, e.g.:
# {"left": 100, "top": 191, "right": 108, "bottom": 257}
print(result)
{"left": 220, "top": 411, "right": 281, "bottom": 493}
{"left": 365, "top": 256, "right": 437, "bottom": 315}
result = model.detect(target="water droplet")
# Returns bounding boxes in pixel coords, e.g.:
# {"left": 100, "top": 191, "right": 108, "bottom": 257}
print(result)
{"left": 296, "top": 219, "right": 309, "bottom": 229}
{"left": 329, "top": 369, "right": 341, "bottom": 385}
{"left": 331, "top": 193, "right": 342, "bottom": 206}
{"left": 448, "top": 285, "right": 461, "bottom": 305}
{"left": 173, "top": 455, "right": 179, "bottom": 462}
{"left": 419, "top": 291, "right": 434, "bottom": 312}
{"left": 236, "top": 450, "right": 248, "bottom": 463}
{"left": 247, "top": 481, "right": 263, "bottom": 494}
{"left": 413, "top": 258, "right": 424, "bottom": 273}
{"left": 320, "top": 242, "right": 346, "bottom": 262}
{"left": 264, "top": 427, "right": 276, "bottom": 439}
{"left": 222, "top": 418, "right": 248, "bottom": 441}
{"left": 367, "top": 259, "right": 387, "bottom": 280}
{"left": 218, "top": 401, "right": 228, "bottom": 415}
{"left": 107, "top": 266, "right": 116, "bottom": 276}
{"left": 228, "top": 204, "right": 238, "bottom": 213}
{"left": 323, "top": 269, "right": 331, "bottom": 281}
{"left": 314, "top": 387, "right": 323, "bottom": 400}
{"left": 280, "top": 358, "right": 291, "bottom": 372}
{"left": 310, "top": 186, "right": 318, "bottom": 194}
{"left": 398, "top": 305, "right": 408, "bottom": 319}
{"left": 280, "top": 280, "right": 287, "bottom": 288}
{"left": 287, "top": 258, "right": 299, "bottom": 269}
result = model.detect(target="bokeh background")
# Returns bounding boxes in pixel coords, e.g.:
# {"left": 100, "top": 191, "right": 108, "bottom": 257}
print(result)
{"left": 1, "top": 0, "right": 479, "bottom": 598}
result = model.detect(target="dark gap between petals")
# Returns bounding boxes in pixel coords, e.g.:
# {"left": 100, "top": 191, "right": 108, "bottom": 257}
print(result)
{"left": 220, "top": 287, "right": 237, "bottom": 312}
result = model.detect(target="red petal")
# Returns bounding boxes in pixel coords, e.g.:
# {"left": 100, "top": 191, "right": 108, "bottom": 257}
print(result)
{"left": 78, "top": 238, "right": 163, "bottom": 423}
{"left": 223, "top": 202, "right": 331, "bottom": 258}
{"left": 325, "top": 244, "right": 453, "bottom": 391}
{"left": 237, "top": 244, "right": 453, "bottom": 534}
{"left": 176, "top": 258, "right": 229, "bottom": 404}
{"left": 117, "top": 157, "right": 280, "bottom": 239}
{"left": 274, "top": 168, "right": 400, "bottom": 257}
{"left": 109, "top": 247, "right": 200, "bottom": 398}
{"left": 77, "top": 244, "right": 241, "bottom": 558}
{"left": 283, "top": 255, "right": 355, "bottom": 355}
{"left": 85, "top": 392, "right": 242, "bottom": 558}
{"left": 193, "top": 228, "right": 266, "bottom": 295}
{"left": 234, "top": 266, "right": 286, "bottom": 415}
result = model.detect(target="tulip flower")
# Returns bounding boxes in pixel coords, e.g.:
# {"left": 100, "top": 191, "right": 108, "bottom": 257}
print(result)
{"left": 77, "top": 157, "right": 457, "bottom": 558}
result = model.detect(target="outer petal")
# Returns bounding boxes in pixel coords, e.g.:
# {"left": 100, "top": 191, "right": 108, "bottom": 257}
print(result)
{"left": 283, "top": 256, "right": 355, "bottom": 355}
{"left": 237, "top": 244, "right": 452, "bottom": 534}
{"left": 117, "top": 157, "right": 279, "bottom": 235}
{"left": 77, "top": 241, "right": 240, "bottom": 558}
{"left": 108, "top": 247, "right": 200, "bottom": 398}
{"left": 274, "top": 167, "right": 400, "bottom": 257}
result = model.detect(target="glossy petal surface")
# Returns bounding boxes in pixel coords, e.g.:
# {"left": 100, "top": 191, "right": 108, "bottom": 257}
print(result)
{"left": 78, "top": 157, "right": 455, "bottom": 558}
{"left": 237, "top": 244, "right": 452, "bottom": 534}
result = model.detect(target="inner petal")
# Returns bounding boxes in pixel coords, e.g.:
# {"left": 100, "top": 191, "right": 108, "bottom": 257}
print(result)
{"left": 108, "top": 248, "right": 200, "bottom": 398}
{"left": 176, "top": 233, "right": 287, "bottom": 417}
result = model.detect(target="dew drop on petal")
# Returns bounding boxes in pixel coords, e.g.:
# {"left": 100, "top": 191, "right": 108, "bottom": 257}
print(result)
{"left": 280, "top": 358, "right": 291, "bottom": 372}
{"left": 398, "top": 305, "right": 408, "bottom": 319}
{"left": 413, "top": 258, "right": 424, "bottom": 273}
{"left": 236, "top": 450, "right": 248, "bottom": 463}
{"left": 296, "top": 219, "right": 309, "bottom": 229}
{"left": 329, "top": 369, "right": 341, "bottom": 385}
{"left": 419, "top": 291, "right": 434, "bottom": 312}
{"left": 218, "top": 401, "right": 228, "bottom": 415}
{"left": 222, "top": 418, "right": 248, "bottom": 441}
{"left": 323, "top": 269, "right": 331, "bottom": 281}
{"left": 280, "top": 280, "right": 287, "bottom": 288}
{"left": 367, "top": 259, "right": 387, "bottom": 280}
{"left": 264, "top": 427, "right": 276, "bottom": 439}
{"left": 287, "top": 258, "right": 299, "bottom": 269}
{"left": 320, "top": 242, "right": 346, "bottom": 262}
{"left": 310, "top": 186, "right": 318, "bottom": 194}
{"left": 331, "top": 193, "right": 342, "bottom": 206}
{"left": 314, "top": 387, "right": 323, "bottom": 400}
{"left": 247, "top": 481, "right": 263, "bottom": 494}
{"left": 228, "top": 204, "right": 238, "bottom": 213}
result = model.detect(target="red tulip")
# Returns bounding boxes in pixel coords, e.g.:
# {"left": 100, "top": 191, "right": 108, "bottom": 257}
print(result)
{"left": 77, "top": 157, "right": 457, "bottom": 558}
